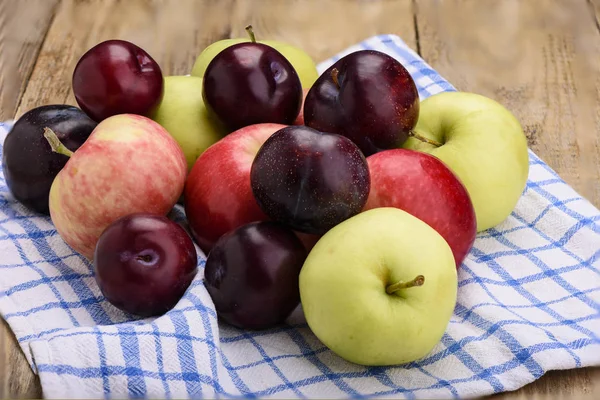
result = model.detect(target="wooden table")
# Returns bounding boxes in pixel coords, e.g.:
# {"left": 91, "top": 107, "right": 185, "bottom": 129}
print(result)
{"left": 1, "top": 0, "right": 599, "bottom": 398}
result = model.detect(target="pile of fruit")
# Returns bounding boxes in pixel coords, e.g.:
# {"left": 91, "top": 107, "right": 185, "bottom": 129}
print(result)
{"left": 1, "top": 27, "right": 530, "bottom": 367}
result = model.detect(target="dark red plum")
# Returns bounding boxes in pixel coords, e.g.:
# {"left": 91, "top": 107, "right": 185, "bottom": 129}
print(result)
{"left": 304, "top": 50, "right": 419, "bottom": 156}
{"left": 250, "top": 126, "right": 370, "bottom": 235}
{"left": 93, "top": 213, "right": 198, "bottom": 318}
{"left": 72, "top": 39, "right": 164, "bottom": 122}
{"left": 1, "top": 105, "right": 97, "bottom": 214}
{"left": 202, "top": 38, "right": 302, "bottom": 132}
{"left": 204, "top": 221, "right": 307, "bottom": 330}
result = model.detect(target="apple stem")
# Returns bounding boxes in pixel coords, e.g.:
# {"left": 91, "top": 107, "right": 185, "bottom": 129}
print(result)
{"left": 408, "top": 130, "right": 442, "bottom": 147}
{"left": 245, "top": 25, "right": 257, "bottom": 43}
{"left": 386, "top": 275, "right": 425, "bottom": 294}
{"left": 331, "top": 68, "right": 340, "bottom": 89}
{"left": 43, "top": 127, "right": 73, "bottom": 158}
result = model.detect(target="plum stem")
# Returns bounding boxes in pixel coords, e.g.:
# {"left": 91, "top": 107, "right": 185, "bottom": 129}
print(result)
{"left": 43, "top": 127, "right": 73, "bottom": 158}
{"left": 245, "top": 25, "right": 257, "bottom": 43}
{"left": 386, "top": 275, "right": 425, "bottom": 294}
{"left": 408, "top": 130, "right": 443, "bottom": 147}
{"left": 331, "top": 68, "right": 340, "bottom": 89}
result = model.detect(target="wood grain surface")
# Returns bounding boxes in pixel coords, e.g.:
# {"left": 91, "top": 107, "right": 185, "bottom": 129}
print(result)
{"left": 0, "top": 0, "right": 598, "bottom": 398}
{"left": 0, "top": 0, "right": 59, "bottom": 120}
{"left": 416, "top": 0, "right": 600, "bottom": 208}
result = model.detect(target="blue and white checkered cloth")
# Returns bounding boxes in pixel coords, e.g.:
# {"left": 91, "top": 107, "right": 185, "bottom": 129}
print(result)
{"left": 1, "top": 34, "right": 599, "bottom": 399}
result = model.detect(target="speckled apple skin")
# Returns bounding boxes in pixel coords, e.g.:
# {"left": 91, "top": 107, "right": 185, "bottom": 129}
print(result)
{"left": 49, "top": 114, "right": 187, "bottom": 260}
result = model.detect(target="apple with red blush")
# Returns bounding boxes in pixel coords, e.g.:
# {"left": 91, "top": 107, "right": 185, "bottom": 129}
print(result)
{"left": 183, "top": 123, "right": 284, "bottom": 253}
{"left": 293, "top": 88, "right": 310, "bottom": 125}
{"left": 47, "top": 114, "right": 187, "bottom": 259}
{"left": 363, "top": 149, "right": 476, "bottom": 267}
{"left": 183, "top": 123, "right": 322, "bottom": 254}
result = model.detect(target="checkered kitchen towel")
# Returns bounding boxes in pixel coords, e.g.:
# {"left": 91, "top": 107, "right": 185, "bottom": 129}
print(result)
{"left": 1, "top": 34, "right": 599, "bottom": 399}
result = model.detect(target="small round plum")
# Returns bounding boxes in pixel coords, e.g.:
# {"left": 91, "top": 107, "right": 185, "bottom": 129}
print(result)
{"left": 250, "top": 126, "right": 371, "bottom": 235}
{"left": 1, "top": 105, "right": 96, "bottom": 214}
{"left": 93, "top": 213, "right": 198, "bottom": 317}
{"left": 204, "top": 221, "right": 307, "bottom": 330}
{"left": 72, "top": 39, "right": 164, "bottom": 122}
{"left": 202, "top": 40, "right": 302, "bottom": 132}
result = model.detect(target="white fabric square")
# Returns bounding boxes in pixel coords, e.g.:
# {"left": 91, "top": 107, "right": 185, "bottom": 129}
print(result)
{"left": 0, "top": 239, "right": 23, "bottom": 265}
{"left": 235, "top": 361, "right": 285, "bottom": 394}
{"left": 0, "top": 218, "right": 26, "bottom": 235}
{"left": 0, "top": 263, "right": 41, "bottom": 289}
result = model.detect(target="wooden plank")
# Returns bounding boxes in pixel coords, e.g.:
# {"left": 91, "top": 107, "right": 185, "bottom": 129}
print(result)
{"left": 590, "top": 0, "right": 600, "bottom": 24}
{"left": 226, "top": 0, "right": 416, "bottom": 64}
{"left": 0, "top": 320, "right": 41, "bottom": 398}
{"left": 415, "top": 0, "right": 600, "bottom": 208}
{"left": 414, "top": 0, "right": 600, "bottom": 398}
{"left": 0, "top": 0, "right": 60, "bottom": 120}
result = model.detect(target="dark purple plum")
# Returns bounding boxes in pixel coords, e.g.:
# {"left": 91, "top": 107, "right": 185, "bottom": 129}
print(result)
{"left": 250, "top": 126, "right": 370, "bottom": 235}
{"left": 204, "top": 221, "right": 307, "bottom": 330}
{"left": 304, "top": 50, "right": 419, "bottom": 156}
{"left": 72, "top": 39, "right": 164, "bottom": 122}
{"left": 93, "top": 213, "right": 198, "bottom": 317}
{"left": 1, "top": 105, "right": 97, "bottom": 214}
{"left": 202, "top": 32, "right": 302, "bottom": 132}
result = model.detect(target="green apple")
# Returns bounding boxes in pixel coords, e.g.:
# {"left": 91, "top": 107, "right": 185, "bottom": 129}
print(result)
{"left": 299, "top": 207, "right": 457, "bottom": 366}
{"left": 404, "top": 91, "right": 529, "bottom": 232}
{"left": 151, "top": 75, "right": 226, "bottom": 172}
{"left": 191, "top": 38, "right": 319, "bottom": 89}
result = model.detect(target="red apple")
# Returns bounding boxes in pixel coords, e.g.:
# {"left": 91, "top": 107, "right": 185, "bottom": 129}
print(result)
{"left": 183, "top": 123, "right": 285, "bottom": 253}
{"left": 295, "top": 231, "right": 320, "bottom": 252}
{"left": 184, "top": 123, "right": 321, "bottom": 253}
{"left": 293, "top": 88, "right": 310, "bottom": 125}
{"left": 363, "top": 149, "right": 476, "bottom": 267}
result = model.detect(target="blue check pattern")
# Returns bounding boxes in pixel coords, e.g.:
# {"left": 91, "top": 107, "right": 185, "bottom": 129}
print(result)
{"left": 0, "top": 34, "right": 599, "bottom": 399}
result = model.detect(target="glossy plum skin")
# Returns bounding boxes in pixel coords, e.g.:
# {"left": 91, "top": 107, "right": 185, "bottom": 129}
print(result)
{"left": 204, "top": 221, "right": 307, "bottom": 330}
{"left": 72, "top": 40, "right": 164, "bottom": 122}
{"left": 250, "top": 126, "right": 370, "bottom": 235}
{"left": 202, "top": 42, "right": 302, "bottom": 132}
{"left": 304, "top": 50, "right": 419, "bottom": 156}
{"left": 1, "top": 105, "right": 97, "bottom": 214}
{"left": 93, "top": 213, "right": 198, "bottom": 317}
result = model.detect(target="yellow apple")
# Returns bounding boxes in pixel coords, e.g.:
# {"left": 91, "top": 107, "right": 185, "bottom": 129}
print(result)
{"left": 299, "top": 207, "right": 457, "bottom": 366}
